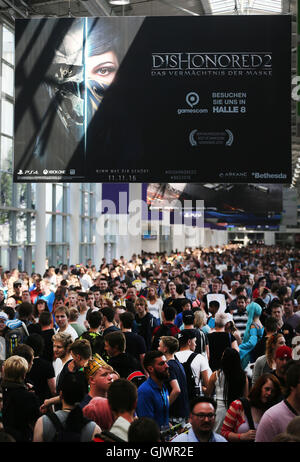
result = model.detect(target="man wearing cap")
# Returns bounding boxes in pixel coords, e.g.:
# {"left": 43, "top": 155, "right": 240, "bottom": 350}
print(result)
{"left": 255, "top": 360, "right": 300, "bottom": 442}
{"left": 11, "top": 280, "right": 23, "bottom": 305}
{"left": 175, "top": 329, "right": 210, "bottom": 396}
{"left": 272, "top": 345, "right": 293, "bottom": 390}
{"left": 181, "top": 310, "right": 208, "bottom": 357}
{"left": 80, "top": 353, "right": 116, "bottom": 409}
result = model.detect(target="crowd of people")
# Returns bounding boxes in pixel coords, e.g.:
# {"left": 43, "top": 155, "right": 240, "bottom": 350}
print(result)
{"left": 1, "top": 243, "right": 300, "bottom": 443}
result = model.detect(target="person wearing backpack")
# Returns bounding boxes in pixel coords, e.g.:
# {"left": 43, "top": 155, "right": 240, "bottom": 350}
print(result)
{"left": 175, "top": 329, "right": 210, "bottom": 399}
{"left": 33, "top": 372, "right": 101, "bottom": 442}
{"left": 99, "top": 378, "right": 138, "bottom": 442}
{"left": 79, "top": 310, "right": 104, "bottom": 356}
{"left": 151, "top": 307, "right": 180, "bottom": 351}
{"left": 4, "top": 317, "right": 30, "bottom": 358}
{"left": 158, "top": 335, "right": 190, "bottom": 424}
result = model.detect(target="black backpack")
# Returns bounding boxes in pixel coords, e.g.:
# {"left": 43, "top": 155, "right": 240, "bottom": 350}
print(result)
{"left": 97, "top": 430, "right": 126, "bottom": 442}
{"left": 46, "top": 411, "right": 90, "bottom": 442}
{"left": 5, "top": 321, "right": 29, "bottom": 358}
{"left": 175, "top": 352, "right": 199, "bottom": 400}
{"left": 151, "top": 324, "right": 172, "bottom": 350}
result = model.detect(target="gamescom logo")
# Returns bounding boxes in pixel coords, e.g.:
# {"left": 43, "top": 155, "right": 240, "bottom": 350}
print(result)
{"left": 186, "top": 92, "right": 199, "bottom": 107}
{"left": 177, "top": 92, "right": 208, "bottom": 115}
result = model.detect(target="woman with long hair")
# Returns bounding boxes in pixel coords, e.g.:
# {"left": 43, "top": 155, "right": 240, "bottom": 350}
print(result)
{"left": 146, "top": 285, "right": 163, "bottom": 321}
{"left": 33, "top": 299, "right": 50, "bottom": 323}
{"left": 221, "top": 373, "right": 282, "bottom": 442}
{"left": 206, "top": 347, "right": 248, "bottom": 433}
{"left": 252, "top": 333, "right": 286, "bottom": 386}
{"left": 239, "top": 302, "right": 264, "bottom": 370}
{"left": 192, "top": 287, "right": 207, "bottom": 312}
{"left": 252, "top": 276, "right": 268, "bottom": 300}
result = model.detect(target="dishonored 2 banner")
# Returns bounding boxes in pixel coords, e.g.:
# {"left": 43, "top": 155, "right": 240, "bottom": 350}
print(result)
{"left": 14, "top": 16, "right": 291, "bottom": 184}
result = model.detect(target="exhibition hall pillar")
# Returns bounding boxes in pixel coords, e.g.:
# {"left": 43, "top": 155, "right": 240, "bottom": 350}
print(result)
{"left": 35, "top": 183, "right": 47, "bottom": 275}
{"left": 69, "top": 183, "right": 80, "bottom": 266}
{"left": 172, "top": 224, "right": 186, "bottom": 252}
{"left": 116, "top": 183, "right": 142, "bottom": 260}
{"left": 94, "top": 184, "right": 104, "bottom": 268}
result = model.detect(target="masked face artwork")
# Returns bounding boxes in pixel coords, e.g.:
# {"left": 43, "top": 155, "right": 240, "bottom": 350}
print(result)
{"left": 44, "top": 19, "right": 85, "bottom": 143}
{"left": 44, "top": 18, "right": 121, "bottom": 143}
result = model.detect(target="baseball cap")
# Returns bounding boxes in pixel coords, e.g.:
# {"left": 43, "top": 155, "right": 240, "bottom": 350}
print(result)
{"left": 182, "top": 310, "right": 195, "bottom": 324}
{"left": 275, "top": 345, "right": 292, "bottom": 360}
{"left": 13, "top": 279, "right": 22, "bottom": 287}
{"left": 223, "top": 313, "right": 233, "bottom": 324}
{"left": 177, "top": 328, "right": 197, "bottom": 342}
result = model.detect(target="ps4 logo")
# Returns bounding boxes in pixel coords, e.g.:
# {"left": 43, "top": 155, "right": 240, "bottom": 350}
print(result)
{"left": 17, "top": 169, "right": 38, "bottom": 175}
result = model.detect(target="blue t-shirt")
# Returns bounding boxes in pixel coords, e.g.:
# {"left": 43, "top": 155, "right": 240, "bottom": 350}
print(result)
{"left": 207, "top": 316, "right": 215, "bottom": 329}
{"left": 136, "top": 377, "right": 169, "bottom": 429}
{"left": 174, "top": 312, "right": 183, "bottom": 328}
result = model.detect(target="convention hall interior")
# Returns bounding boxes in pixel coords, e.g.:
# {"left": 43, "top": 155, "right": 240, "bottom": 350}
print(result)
{"left": 0, "top": 0, "right": 298, "bottom": 275}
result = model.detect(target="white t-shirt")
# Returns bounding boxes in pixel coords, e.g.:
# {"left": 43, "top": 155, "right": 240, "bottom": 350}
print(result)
{"left": 175, "top": 350, "right": 210, "bottom": 389}
{"left": 79, "top": 274, "right": 93, "bottom": 291}
{"left": 77, "top": 311, "right": 88, "bottom": 329}
{"left": 57, "top": 324, "right": 78, "bottom": 342}
{"left": 147, "top": 299, "right": 163, "bottom": 320}
{"left": 53, "top": 358, "right": 64, "bottom": 378}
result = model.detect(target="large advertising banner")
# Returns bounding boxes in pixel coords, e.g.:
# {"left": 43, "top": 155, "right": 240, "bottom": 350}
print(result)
{"left": 14, "top": 16, "right": 291, "bottom": 184}
{"left": 145, "top": 182, "right": 282, "bottom": 226}
{"left": 146, "top": 183, "right": 283, "bottom": 213}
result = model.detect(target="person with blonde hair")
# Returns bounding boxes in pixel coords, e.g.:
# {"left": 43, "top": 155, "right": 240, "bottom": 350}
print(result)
{"left": 80, "top": 353, "right": 116, "bottom": 409}
{"left": 52, "top": 331, "right": 73, "bottom": 379}
{"left": 194, "top": 308, "right": 211, "bottom": 335}
{"left": 207, "top": 312, "right": 239, "bottom": 372}
{"left": 2, "top": 355, "right": 40, "bottom": 441}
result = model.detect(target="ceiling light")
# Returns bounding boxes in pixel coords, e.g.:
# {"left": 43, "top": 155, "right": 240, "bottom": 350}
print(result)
{"left": 109, "top": 0, "right": 130, "bottom": 5}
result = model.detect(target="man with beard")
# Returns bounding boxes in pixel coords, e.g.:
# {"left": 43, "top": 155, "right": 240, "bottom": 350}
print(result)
{"left": 171, "top": 397, "right": 227, "bottom": 442}
{"left": 136, "top": 351, "right": 170, "bottom": 430}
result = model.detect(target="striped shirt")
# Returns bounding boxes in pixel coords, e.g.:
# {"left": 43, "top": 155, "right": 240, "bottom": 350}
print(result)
{"left": 221, "top": 399, "right": 247, "bottom": 440}
{"left": 232, "top": 309, "right": 248, "bottom": 340}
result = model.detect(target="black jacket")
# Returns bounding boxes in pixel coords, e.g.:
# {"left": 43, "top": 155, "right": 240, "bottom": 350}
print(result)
{"left": 2, "top": 380, "right": 40, "bottom": 441}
